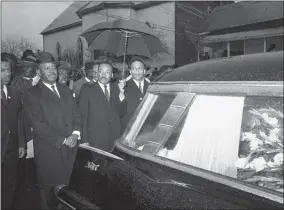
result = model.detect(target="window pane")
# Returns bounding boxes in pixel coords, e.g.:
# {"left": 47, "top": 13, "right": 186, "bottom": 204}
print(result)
{"left": 236, "top": 96, "right": 283, "bottom": 193}
{"left": 230, "top": 40, "right": 244, "bottom": 56}
{"left": 244, "top": 38, "right": 264, "bottom": 54}
{"left": 157, "top": 95, "right": 245, "bottom": 178}
{"left": 134, "top": 93, "right": 177, "bottom": 150}
{"left": 266, "top": 36, "right": 284, "bottom": 52}
{"left": 157, "top": 94, "right": 283, "bottom": 194}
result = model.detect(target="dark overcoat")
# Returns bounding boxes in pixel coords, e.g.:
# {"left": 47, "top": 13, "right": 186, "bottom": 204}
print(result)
{"left": 23, "top": 81, "right": 82, "bottom": 188}
{"left": 78, "top": 82, "right": 126, "bottom": 152}
{"left": 1, "top": 86, "right": 23, "bottom": 209}
{"left": 121, "top": 78, "right": 149, "bottom": 131}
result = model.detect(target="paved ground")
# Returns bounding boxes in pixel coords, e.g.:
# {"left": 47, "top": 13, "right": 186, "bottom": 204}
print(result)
{"left": 13, "top": 158, "right": 40, "bottom": 209}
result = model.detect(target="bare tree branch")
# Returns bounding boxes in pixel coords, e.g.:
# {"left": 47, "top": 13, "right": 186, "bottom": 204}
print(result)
{"left": 1, "top": 35, "right": 37, "bottom": 59}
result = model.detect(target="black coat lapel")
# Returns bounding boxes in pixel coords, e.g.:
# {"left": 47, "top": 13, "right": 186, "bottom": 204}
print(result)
{"left": 143, "top": 80, "right": 149, "bottom": 96}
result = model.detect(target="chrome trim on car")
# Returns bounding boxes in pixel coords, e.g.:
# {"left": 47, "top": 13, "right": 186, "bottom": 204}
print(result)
{"left": 57, "top": 196, "right": 76, "bottom": 210}
{"left": 54, "top": 185, "right": 66, "bottom": 196}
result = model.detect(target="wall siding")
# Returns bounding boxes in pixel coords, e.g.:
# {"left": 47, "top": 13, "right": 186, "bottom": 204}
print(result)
{"left": 43, "top": 25, "right": 82, "bottom": 58}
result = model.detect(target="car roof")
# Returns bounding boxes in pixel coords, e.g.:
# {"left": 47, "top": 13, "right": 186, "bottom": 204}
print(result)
{"left": 156, "top": 51, "right": 283, "bottom": 82}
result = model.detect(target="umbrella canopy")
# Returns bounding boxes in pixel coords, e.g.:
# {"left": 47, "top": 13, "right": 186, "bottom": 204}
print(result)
{"left": 80, "top": 19, "right": 167, "bottom": 58}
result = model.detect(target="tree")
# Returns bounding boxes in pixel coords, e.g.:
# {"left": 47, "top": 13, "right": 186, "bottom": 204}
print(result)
{"left": 1, "top": 35, "right": 37, "bottom": 59}
{"left": 61, "top": 45, "right": 78, "bottom": 66}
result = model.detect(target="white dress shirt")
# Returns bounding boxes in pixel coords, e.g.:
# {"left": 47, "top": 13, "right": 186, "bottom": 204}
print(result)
{"left": 42, "top": 81, "right": 61, "bottom": 98}
{"left": 23, "top": 74, "right": 40, "bottom": 86}
{"left": 85, "top": 77, "right": 96, "bottom": 83}
{"left": 42, "top": 81, "right": 81, "bottom": 141}
{"left": 1, "top": 85, "right": 7, "bottom": 99}
{"left": 97, "top": 81, "right": 110, "bottom": 95}
{"left": 133, "top": 79, "right": 145, "bottom": 93}
{"left": 97, "top": 81, "right": 125, "bottom": 101}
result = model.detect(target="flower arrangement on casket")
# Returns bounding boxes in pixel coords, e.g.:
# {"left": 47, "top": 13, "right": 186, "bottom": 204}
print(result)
{"left": 234, "top": 107, "right": 283, "bottom": 193}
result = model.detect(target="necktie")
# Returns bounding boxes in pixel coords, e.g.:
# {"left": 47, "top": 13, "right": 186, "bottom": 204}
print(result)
{"left": 139, "top": 82, "right": 143, "bottom": 94}
{"left": 104, "top": 85, "right": 110, "bottom": 101}
{"left": 1, "top": 86, "right": 6, "bottom": 101}
{"left": 51, "top": 85, "right": 60, "bottom": 98}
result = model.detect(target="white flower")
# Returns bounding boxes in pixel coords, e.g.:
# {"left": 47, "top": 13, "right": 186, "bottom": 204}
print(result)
{"left": 273, "top": 153, "right": 283, "bottom": 166}
{"left": 243, "top": 132, "right": 263, "bottom": 150}
{"left": 234, "top": 158, "right": 247, "bottom": 169}
{"left": 8, "top": 96, "right": 11, "bottom": 99}
{"left": 242, "top": 132, "right": 257, "bottom": 141}
{"left": 73, "top": 93, "right": 76, "bottom": 98}
{"left": 268, "top": 128, "right": 281, "bottom": 143}
{"left": 247, "top": 157, "right": 267, "bottom": 172}
{"left": 138, "top": 145, "right": 144, "bottom": 150}
{"left": 262, "top": 113, "right": 278, "bottom": 126}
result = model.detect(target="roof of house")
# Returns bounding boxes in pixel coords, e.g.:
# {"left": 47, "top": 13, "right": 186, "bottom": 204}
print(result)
{"left": 41, "top": 1, "right": 166, "bottom": 35}
{"left": 41, "top": 1, "right": 88, "bottom": 35}
{"left": 76, "top": 1, "right": 166, "bottom": 18}
{"left": 201, "top": 1, "right": 284, "bottom": 33}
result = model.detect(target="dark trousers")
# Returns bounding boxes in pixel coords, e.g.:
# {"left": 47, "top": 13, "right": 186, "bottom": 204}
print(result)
{"left": 1, "top": 155, "right": 18, "bottom": 210}
{"left": 39, "top": 186, "right": 58, "bottom": 209}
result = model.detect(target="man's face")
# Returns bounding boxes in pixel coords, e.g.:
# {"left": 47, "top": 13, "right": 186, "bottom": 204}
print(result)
{"left": 23, "top": 63, "right": 37, "bottom": 78}
{"left": 37, "top": 62, "right": 57, "bottom": 84}
{"left": 85, "top": 65, "right": 97, "bottom": 80}
{"left": 98, "top": 63, "right": 113, "bottom": 85}
{"left": 1, "top": 61, "right": 12, "bottom": 85}
{"left": 130, "top": 61, "right": 146, "bottom": 82}
{"left": 58, "top": 68, "right": 68, "bottom": 85}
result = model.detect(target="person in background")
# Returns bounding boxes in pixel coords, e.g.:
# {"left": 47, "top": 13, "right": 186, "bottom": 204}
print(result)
{"left": 267, "top": 44, "right": 276, "bottom": 52}
{"left": 73, "top": 60, "right": 99, "bottom": 96}
{"left": 78, "top": 60, "right": 126, "bottom": 151}
{"left": 1, "top": 52, "right": 18, "bottom": 80}
{"left": 1, "top": 56, "right": 25, "bottom": 210}
{"left": 57, "top": 64, "right": 70, "bottom": 86}
{"left": 121, "top": 56, "right": 150, "bottom": 131}
{"left": 21, "top": 50, "right": 37, "bottom": 63}
{"left": 23, "top": 52, "right": 82, "bottom": 209}
{"left": 10, "top": 58, "right": 39, "bottom": 199}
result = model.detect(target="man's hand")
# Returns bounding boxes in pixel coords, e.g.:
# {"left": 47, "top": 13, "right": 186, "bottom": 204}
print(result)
{"left": 64, "top": 134, "right": 79, "bottom": 148}
{"left": 118, "top": 79, "right": 126, "bottom": 93}
{"left": 19, "top": 147, "right": 25, "bottom": 158}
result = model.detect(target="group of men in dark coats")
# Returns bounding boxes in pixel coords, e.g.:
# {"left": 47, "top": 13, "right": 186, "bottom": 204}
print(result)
{"left": 1, "top": 50, "right": 149, "bottom": 209}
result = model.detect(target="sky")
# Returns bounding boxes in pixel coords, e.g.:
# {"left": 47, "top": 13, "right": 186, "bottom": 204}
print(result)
{"left": 1, "top": 1, "right": 72, "bottom": 50}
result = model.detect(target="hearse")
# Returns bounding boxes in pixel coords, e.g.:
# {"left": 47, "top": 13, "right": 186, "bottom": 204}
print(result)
{"left": 55, "top": 51, "right": 283, "bottom": 209}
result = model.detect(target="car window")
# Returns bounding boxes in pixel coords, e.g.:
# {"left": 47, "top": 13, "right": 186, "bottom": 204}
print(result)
{"left": 121, "top": 92, "right": 195, "bottom": 153}
{"left": 156, "top": 95, "right": 283, "bottom": 194}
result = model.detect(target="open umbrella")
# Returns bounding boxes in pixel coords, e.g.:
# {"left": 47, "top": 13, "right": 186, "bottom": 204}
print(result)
{"left": 80, "top": 19, "right": 167, "bottom": 78}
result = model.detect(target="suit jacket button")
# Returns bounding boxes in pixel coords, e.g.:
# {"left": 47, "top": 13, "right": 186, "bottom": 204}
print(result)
{"left": 9, "top": 131, "right": 11, "bottom": 134}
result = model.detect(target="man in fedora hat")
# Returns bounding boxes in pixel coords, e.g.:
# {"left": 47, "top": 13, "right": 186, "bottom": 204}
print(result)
{"left": 121, "top": 56, "right": 150, "bottom": 131}
{"left": 9, "top": 57, "right": 39, "bottom": 201}
{"left": 73, "top": 60, "right": 99, "bottom": 97}
{"left": 23, "top": 52, "right": 82, "bottom": 209}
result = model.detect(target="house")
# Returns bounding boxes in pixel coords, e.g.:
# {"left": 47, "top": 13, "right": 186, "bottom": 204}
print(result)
{"left": 40, "top": 1, "right": 175, "bottom": 69}
{"left": 198, "top": 1, "right": 284, "bottom": 60}
{"left": 175, "top": 1, "right": 231, "bottom": 66}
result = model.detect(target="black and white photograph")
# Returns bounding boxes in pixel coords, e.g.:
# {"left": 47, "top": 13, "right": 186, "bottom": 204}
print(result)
{"left": 1, "top": 0, "right": 283, "bottom": 209}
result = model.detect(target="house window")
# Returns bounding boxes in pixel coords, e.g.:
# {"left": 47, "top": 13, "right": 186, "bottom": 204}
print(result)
{"left": 76, "top": 38, "right": 83, "bottom": 68}
{"left": 230, "top": 40, "right": 244, "bottom": 56}
{"left": 56, "top": 42, "right": 61, "bottom": 61}
{"left": 244, "top": 38, "right": 264, "bottom": 54}
{"left": 266, "top": 36, "right": 284, "bottom": 52}
{"left": 94, "top": 50, "right": 101, "bottom": 60}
